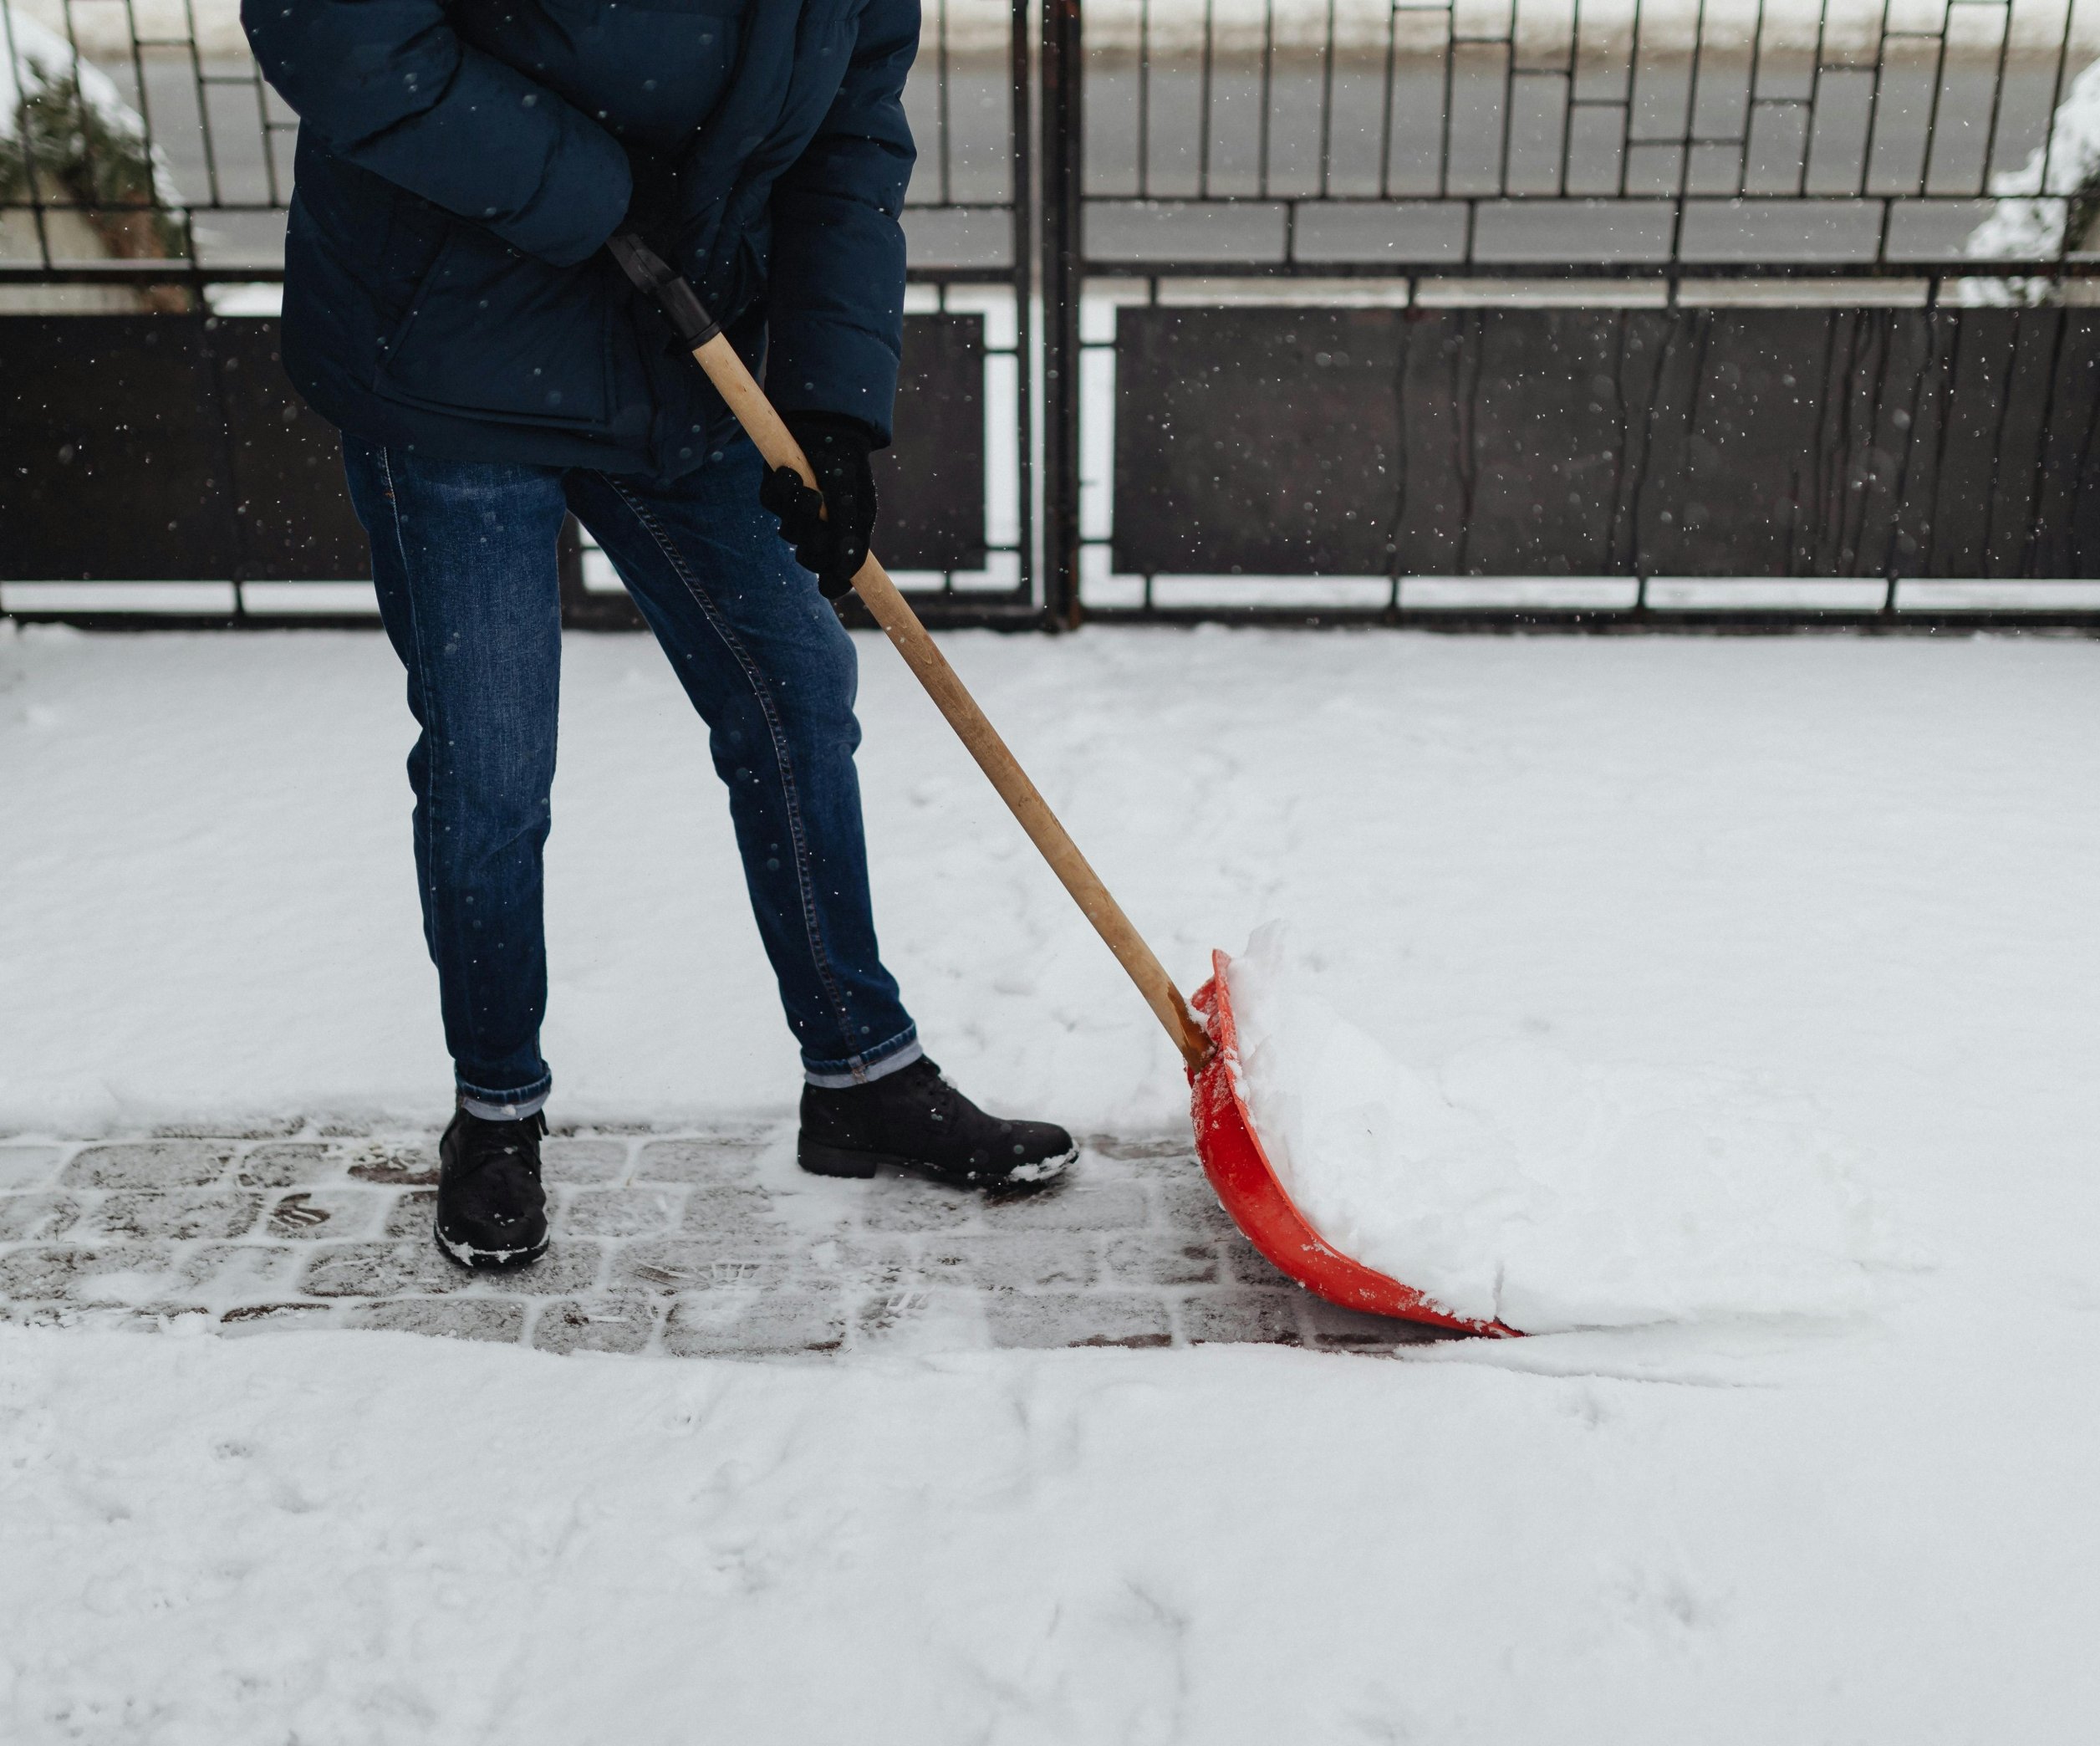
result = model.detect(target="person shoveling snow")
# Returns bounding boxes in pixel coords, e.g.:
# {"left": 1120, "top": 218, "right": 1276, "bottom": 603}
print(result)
{"left": 251, "top": 0, "right": 1888, "bottom": 1333}
{"left": 244, "top": 0, "right": 1078, "bottom": 1273}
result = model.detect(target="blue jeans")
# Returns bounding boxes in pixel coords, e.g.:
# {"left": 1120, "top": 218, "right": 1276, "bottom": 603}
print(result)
{"left": 342, "top": 434, "right": 920, "bottom": 1118}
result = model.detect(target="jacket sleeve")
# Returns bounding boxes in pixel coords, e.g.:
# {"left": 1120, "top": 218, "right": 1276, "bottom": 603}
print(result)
{"left": 764, "top": 0, "right": 919, "bottom": 444}
{"left": 242, "top": 0, "right": 630, "bottom": 266}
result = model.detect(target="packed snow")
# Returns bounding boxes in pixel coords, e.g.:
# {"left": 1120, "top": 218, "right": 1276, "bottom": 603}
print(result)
{"left": 1228, "top": 922, "right": 1900, "bottom": 1330}
{"left": 8, "top": 1313, "right": 2100, "bottom": 1743}
{"left": 4, "top": 623, "right": 2100, "bottom": 1740}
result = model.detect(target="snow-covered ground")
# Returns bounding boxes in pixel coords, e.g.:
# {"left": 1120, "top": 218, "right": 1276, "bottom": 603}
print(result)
{"left": 9, "top": 1314, "right": 2099, "bottom": 1741}
{"left": 3, "top": 622, "right": 2099, "bottom": 1739}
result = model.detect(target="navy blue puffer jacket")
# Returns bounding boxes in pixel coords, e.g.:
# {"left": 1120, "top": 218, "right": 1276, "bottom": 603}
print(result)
{"left": 243, "top": 0, "right": 917, "bottom": 476}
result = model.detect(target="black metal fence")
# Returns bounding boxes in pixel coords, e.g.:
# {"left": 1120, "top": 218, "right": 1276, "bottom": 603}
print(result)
{"left": 5, "top": 0, "right": 2100, "bottom": 628}
{"left": 0, "top": 0, "right": 1037, "bottom": 625}
{"left": 1052, "top": 0, "right": 2100, "bottom": 621}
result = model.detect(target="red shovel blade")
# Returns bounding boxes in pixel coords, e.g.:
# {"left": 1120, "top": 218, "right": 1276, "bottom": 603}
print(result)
{"left": 1189, "top": 950, "right": 1516, "bottom": 1337}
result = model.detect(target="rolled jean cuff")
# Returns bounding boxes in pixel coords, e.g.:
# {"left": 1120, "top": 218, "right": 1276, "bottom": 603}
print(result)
{"left": 456, "top": 1070, "right": 553, "bottom": 1123}
{"left": 803, "top": 1026, "right": 921, "bottom": 1090}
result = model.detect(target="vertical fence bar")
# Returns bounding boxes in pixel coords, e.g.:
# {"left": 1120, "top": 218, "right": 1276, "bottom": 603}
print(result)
{"left": 1042, "top": 0, "right": 1085, "bottom": 625}
{"left": 1011, "top": 0, "right": 1037, "bottom": 611}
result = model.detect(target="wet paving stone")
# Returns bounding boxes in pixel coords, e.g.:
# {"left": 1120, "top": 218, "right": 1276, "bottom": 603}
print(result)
{"left": 486, "top": 1243, "right": 608, "bottom": 1297}
{"left": 532, "top": 1294, "right": 661, "bottom": 1355}
{"left": 0, "top": 1126, "right": 1437, "bottom": 1359}
{"left": 176, "top": 1243, "right": 309, "bottom": 1299}
{"left": 634, "top": 1134, "right": 772, "bottom": 1185}
{"left": 1178, "top": 1290, "right": 1304, "bottom": 1345}
{"left": 1217, "top": 1232, "right": 1306, "bottom": 1289}
{"left": 559, "top": 1187, "right": 684, "bottom": 1239}
{"left": 0, "top": 1193, "right": 85, "bottom": 1243}
{"left": 540, "top": 1139, "right": 629, "bottom": 1185}
{"left": 347, "top": 1144, "right": 440, "bottom": 1187}
{"left": 0, "top": 1243, "right": 171, "bottom": 1304}
{"left": 663, "top": 1287, "right": 848, "bottom": 1356}
{"left": 267, "top": 1190, "right": 380, "bottom": 1241}
{"left": 1299, "top": 1297, "right": 1453, "bottom": 1350}
{"left": 917, "top": 1232, "right": 1098, "bottom": 1289}
{"left": 381, "top": 1192, "right": 439, "bottom": 1239}
{"left": 300, "top": 1240, "right": 480, "bottom": 1299}
{"left": 678, "top": 1185, "right": 787, "bottom": 1235}
{"left": 92, "top": 1190, "right": 264, "bottom": 1243}
{"left": 237, "top": 1144, "right": 338, "bottom": 1188}
{"left": 855, "top": 1181, "right": 979, "bottom": 1232}
{"left": 984, "top": 1291, "right": 1175, "bottom": 1350}
{"left": 349, "top": 1297, "right": 528, "bottom": 1343}
{"left": 1104, "top": 1232, "right": 1223, "bottom": 1286}
{"left": 980, "top": 1182, "right": 1149, "bottom": 1231}
{"left": 613, "top": 1238, "right": 795, "bottom": 1296}
{"left": 63, "top": 1141, "right": 233, "bottom": 1190}
{"left": 1151, "top": 1172, "right": 1241, "bottom": 1238}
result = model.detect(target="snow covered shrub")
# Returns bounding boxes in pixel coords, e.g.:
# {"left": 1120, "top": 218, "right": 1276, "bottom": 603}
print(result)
{"left": 1963, "top": 58, "right": 2100, "bottom": 304}
{"left": 2, "top": 8, "right": 191, "bottom": 304}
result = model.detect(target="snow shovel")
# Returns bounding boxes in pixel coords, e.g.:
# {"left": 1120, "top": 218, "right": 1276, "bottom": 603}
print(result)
{"left": 610, "top": 233, "right": 1508, "bottom": 1337}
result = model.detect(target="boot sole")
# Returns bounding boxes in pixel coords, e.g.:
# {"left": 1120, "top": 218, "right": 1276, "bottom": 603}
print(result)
{"left": 798, "top": 1136, "right": 1077, "bottom": 1189}
{"left": 434, "top": 1221, "right": 550, "bottom": 1271}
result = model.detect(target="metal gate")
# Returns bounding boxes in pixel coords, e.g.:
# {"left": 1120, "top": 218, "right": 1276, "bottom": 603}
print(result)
{"left": 5, "top": 0, "right": 2100, "bottom": 626}
{"left": 1047, "top": 0, "right": 2100, "bottom": 622}
{"left": 0, "top": 0, "right": 1037, "bottom": 626}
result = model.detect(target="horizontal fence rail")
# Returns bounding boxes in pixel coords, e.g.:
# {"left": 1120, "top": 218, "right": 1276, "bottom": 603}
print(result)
{"left": 4, "top": 0, "right": 2100, "bottom": 628}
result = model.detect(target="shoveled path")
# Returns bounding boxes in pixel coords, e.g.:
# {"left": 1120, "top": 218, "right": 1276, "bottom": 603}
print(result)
{"left": 0, "top": 1126, "right": 1441, "bottom": 1355}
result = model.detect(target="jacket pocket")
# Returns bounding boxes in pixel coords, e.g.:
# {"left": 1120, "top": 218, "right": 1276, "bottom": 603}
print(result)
{"left": 375, "top": 222, "right": 614, "bottom": 431}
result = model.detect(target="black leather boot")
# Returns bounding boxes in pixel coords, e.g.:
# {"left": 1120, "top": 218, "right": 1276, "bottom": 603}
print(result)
{"left": 435, "top": 1108, "right": 551, "bottom": 1269}
{"left": 798, "top": 1057, "right": 1076, "bottom": 1189}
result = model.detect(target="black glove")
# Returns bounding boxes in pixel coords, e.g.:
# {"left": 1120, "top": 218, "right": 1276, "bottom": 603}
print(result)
{"left": 759, "top": 412, "right": 879, "bottom": 600}
{"left": 612, "top": 153, "right": 717, "bottom": 356}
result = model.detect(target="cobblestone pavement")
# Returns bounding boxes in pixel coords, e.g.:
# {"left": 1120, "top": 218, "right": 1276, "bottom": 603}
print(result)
{"left": 0, "top": 1126, "right": 1442, "bottom": 1356}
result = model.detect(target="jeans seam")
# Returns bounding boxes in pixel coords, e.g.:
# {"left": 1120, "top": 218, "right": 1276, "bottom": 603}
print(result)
{"left": 375, "top": 445, "right": 449, "bottom": 1052}
{"left": 599, "top": 474, "right": 866, "bottom": 1074}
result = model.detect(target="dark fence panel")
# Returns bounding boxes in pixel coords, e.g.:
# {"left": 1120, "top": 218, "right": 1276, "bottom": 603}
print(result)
{"left": 1114, "top": 307, "right": 1405, "bottom": 574}
{"left": 210, "top": 319, "right": 369, "bottom": 579}
{"left": 1396, "top": 309, "right": 1659, "bottom": 576}
{"left": 1113, "top": 305, "right": 2100, "bottom": 582}
{"left": 875, "top": 312, "right": 988, "bottom": 572}
{"left": 559, "top": 311, "right": 991, "bottom": 629}
{"left": 3, "top": 312, "right": 992, "bottom": 605}
{"left": 2, "top": 315, "right": 237, "bottom": 579}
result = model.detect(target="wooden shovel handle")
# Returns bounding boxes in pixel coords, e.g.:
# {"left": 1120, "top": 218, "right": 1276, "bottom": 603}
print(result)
{"left": 691, "top": 331, "right": 1211, "bottom": 1071}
